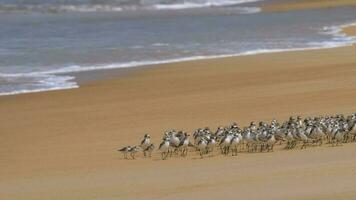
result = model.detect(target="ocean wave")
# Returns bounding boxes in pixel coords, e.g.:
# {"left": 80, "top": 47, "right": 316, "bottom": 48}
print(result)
{"left": 153, "top": 0, "right": 262, "bottom": 10}
{"left": 152, "top": 43, "right": 170, "bottom": 47}
{"left": 0, "top": 0, "right": 263, "bottom": 13}
{"left": 320, "top": 22, "right": 356, "bottom": 38}
{"left": 312, "top": 21, "right": 356, "bottom": 47}
{"left": 1, "top": 21, "right": 356, "bottom": 96}
{"left": 0, "top": 4, "right": 123, "bottom": 13}
{"left": 0, "top": 74, "right": 78, "bottom": 96}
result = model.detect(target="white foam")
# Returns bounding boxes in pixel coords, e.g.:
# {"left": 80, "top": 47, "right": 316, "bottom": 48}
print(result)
{"left": 0, "top": 85, "right": 78, "bottom": 96}
{"left": 311, "top": 21, "right": 356, "bottom": 48}
{"left": 0, "top": 74, "right": 78, "bottom": 96}
{"left": 152, "top": 43, "right": 170, "bottom": 47}
{"left": 56, "top": 5, "right": 124, "bottom": 12}
{"left": 153, "top": 0, "right": 263, "bottom": 10}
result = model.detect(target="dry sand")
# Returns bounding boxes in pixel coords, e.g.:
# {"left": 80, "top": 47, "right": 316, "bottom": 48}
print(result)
{"left": 263, "top": 0, "right": 356, "bottom": 12}
{"left": 1, "top": 22, "right": 356, "bottom": 200}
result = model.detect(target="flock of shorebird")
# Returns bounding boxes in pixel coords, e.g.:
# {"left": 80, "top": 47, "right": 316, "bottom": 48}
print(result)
{"left": 118, "top": 113, "right": 356, "bottom": 160}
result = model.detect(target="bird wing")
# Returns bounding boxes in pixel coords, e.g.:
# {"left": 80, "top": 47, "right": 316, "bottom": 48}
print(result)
{"left": 159, "top": 141, "right": 165, "bottom": 149}
{"left": 118, "top": 147, "right": 127, "bottom": 151}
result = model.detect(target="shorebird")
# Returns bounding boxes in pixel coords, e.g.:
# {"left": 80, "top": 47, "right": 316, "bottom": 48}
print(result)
{"left": 272, "top": 126, "right": 285, "bottom": 145}
{"left": 324, "top": 123, "right": 334, "bottom": 144}
{"left": 178, "top": 133, "right": 190, "bottom": 157}
{"left": 143, "top": 144, "right": 155, "bottom": 157}
{"left": 197, "top": 138, "right": 208, "bottom": 158}
{"left": 243, "top": 128, "right": 255, "bottom": 152}
{"left": 266, "top": 133, "right": 276, "bottom": 152}
{"left": 230, "top": 133, "right": 242, "bottom": 156}
{"left": 140, "top": 134, "right": 151, "bottom": 157}
{"left": 249, "top": 122, "right": 257, "bottom": 132}
{"left": 207, "top": 136, "right": 217, "bottom": 155}
{"left": 118, "top": 146, "right": 132, "bottom": 159}
{"left": 331, "top": 124, "right": 344, "bottom": 146}
{"left": 170, "top": 132, "right": 180, "bottom": 147}
{"left": 128, "top": 146, "right": 141, "bottom": 159}
{"left": 296, "top": 128, "right": 310, "bottom": 149}
{"left": 285, "top": 129, "right": 296, "bottom": 149}
{"left": 220, "top": 132, "right": 233, "bottom": 155}
{"left": 168, "top": 132, "right": 181, "bottom": 156}
{"left": 215, "top": 126, "right": 225, "bottom": 138}
{"left": 309, "top": 125, "right": 325, "bottom": 146}
{"left": 159, "top": 137, "right": 170, "bottom": 160}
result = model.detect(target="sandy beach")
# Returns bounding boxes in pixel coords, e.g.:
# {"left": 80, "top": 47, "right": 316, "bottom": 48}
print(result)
{"left": 343, "top": 25, "right": 356, "bottom": 36}
{"left": 1, "top": 10, "right": 356, "bottom": 200}
{"left": 263, "top": 0, "right": 356, "bottom": 12}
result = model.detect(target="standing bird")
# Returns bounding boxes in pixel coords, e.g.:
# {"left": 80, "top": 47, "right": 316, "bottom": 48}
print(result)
{"left": 230, "top": 133, "right": 241, "bottom": 156}
{"left": 144, "top": 144, "right": 155, "bottom": 157}
{"left": 331, "top": 124, "right": 344, "bottom": 146}
{"left": 128, "top": 146, "right": 141, "bottom": 159}
{"left": 140, "top": 134, "right": 152, "bottom": 157}
{"left": 220, "top": 133, "right": 233, "bottom": 155}
{"left": 197, "top": 138, "right": 208, "bottom": 158}
{"left": 296, "top": 129, "right": 310, "bottom": 149}
{"left": 178, "top": 133, "right": 190, "bottom": 157}
{"left": 207, "top": 136, "right": 217, "bottom": 156}
{"left": 266, "top": 133, "right": 277, "bottom": 151}
{"left": 118, "top": 146, "right": 132, "bottom": 159}
{"left": 159, "top": 137, "right": 170, "bottom": 160}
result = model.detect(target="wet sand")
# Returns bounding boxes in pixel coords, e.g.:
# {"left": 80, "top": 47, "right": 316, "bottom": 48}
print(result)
{"left": 343, "top": 25, "right": 356, "bottom": 36}
{"left": 1, "top": 18, "right": 356, "bottom": 200}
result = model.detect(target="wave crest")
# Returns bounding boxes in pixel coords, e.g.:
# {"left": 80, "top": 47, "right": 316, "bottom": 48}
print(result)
{"left": 0, "top": 0, "right": 263, "bottom": 13}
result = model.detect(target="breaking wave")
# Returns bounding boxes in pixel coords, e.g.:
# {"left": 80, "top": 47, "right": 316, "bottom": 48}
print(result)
{"left": 0, "top": 0, "right": 263, "bottom": 13}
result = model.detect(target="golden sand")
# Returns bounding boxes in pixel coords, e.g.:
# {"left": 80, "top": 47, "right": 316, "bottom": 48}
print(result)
{"left": 1, "top": 19, "right": 356, "bottom": 200}
{"left": 263, "top": 0, "right": 356, "bottom": 12}
{"left": 343, "top": 25, "right": 356, "bottom": 36}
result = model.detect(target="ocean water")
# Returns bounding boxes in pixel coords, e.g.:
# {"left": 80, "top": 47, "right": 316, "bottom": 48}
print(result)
{"left": 0, "top": 0, "right": 356, "bottom": 95}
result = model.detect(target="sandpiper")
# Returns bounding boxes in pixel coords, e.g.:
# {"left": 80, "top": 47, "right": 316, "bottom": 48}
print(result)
{"left": 207, "top": 136, "right": 217, "bottom": 155}
{"left": 197, "top": 138, "right": 208, "bottom": 158}
{"left": 143, "top": 143, "right": 155, "bottom": 157}
{"left": 159, "top": 137, "right": 170, "bottom": 160}
{"left": 266, "top": 133, "right": 277, "bottom": 151}
{"left": 118, "top": 146, "right": 132, "bottom": 159}
{"left": 140, "top": 134, "right": 151, "bottom": 157}
{"left": 178, "top": 133, "right": 190, "bottom": 157}
{"left": 230, "top": 133, "right": 241, "bottom": 156}
{"left": 128, "top": 146, "right": 141, "bottom": 159}
{"left": 331, "top": 124, "right": 344, "bottom": 146}
{"left": 219, "top": 133, "right": 233, "bottom": 155}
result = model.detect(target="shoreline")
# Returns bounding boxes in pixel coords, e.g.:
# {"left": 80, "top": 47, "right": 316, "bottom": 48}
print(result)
{"left": 1, "top": 6, "right": 356, "bottom": 200}
{"left": 1, "top": 21, "right": 356, "bottom": 97}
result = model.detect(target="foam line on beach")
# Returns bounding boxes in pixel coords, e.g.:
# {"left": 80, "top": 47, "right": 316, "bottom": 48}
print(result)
{"left": 0, "top": 85, "right": 79, "bottom": 96}
{"left": 0, "top": 74, "right": 78, "bottom": 96}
